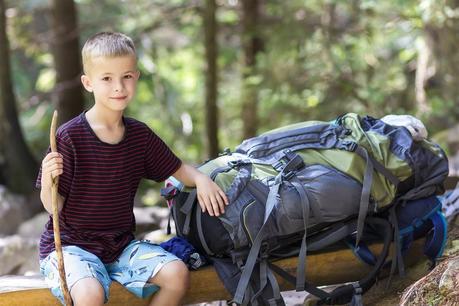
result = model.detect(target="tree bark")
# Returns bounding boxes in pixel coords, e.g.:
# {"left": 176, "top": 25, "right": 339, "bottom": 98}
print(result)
{"left": 241, "top": 0, "right": 262, "bottom": 139}
{"left": 0, "top": 0, "right": 38, "bottom": 194}
{"left": 421, "top": 0, "right": 459, "bottom": 127}
{"left": 51, "top": 0, "right": 84, "bottom": 126}
{"left": 204, "top": 0, "right": 220, "bottom": 158}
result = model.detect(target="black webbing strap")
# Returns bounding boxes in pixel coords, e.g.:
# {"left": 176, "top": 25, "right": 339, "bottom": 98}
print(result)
{"left": 233, "top": 222, "right": 268, "bottom": 303}
{"left": 386, "top": 205, "right": 405, "bottom": 289}
{"left": 195, "top": 199, "right": 214, "bottom": 256}
{"left": 266, "top": 267, "right": 283, "bottom": 305}
{"left": 180, "top": 190, "right": 197, "bottom": 235}
{"left": 354, "top": 146, "right": 374, "bottom": 246}
{"left": 268, "top": 263, "right": 330, "bottom": 300}
{"left": 241, "top": 284, "right": 256, "bottom": 306}
{"left": 291, "top": 178, "right": 310, "bottom": 292}
{"left": 320, "top": 217, "right": 393, "bottom": 305}
{"left": 251, "top": 259, "right": 268, "bottom": 303}
{"left": 268, "top": 218, "right": 392, "bottom": 305}
{"left": 233, "top": 181, "right": 280, "bottom": 304}
{"left": 248, "top": 258, "right": 283, "bottom": 305}
{"left": 366, "top": 153, "right": 400, "bottom": 186}
{"left": 263, "top": 181, "right": 281, "bottom": 223}
{"left": 167, "top": 206, "right": 172, "bottom": 235}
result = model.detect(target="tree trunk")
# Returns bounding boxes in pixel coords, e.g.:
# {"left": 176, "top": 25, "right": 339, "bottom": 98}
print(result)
{"left": 421, "top": 0, "right": 459, "bottom": 127}
{"left": 51, "top": 0, "right": 84, "bottom": 126}
{"left": 0, "top": 0, "right": 38, "bottom": 194}
{"left": 241, "top": 0, "right": 262, "bottom": 139}
{"left": 204, "top": 0, "right": 219, "bottom": 158}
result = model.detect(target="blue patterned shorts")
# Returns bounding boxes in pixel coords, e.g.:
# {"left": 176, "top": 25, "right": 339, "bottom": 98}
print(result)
{"left": 39, "top": 240, "right": 179, "bottom": 304}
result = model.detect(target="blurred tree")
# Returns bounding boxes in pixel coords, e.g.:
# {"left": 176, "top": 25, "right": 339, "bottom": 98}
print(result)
{"left": 6, "top": 0, "right": 459, "bottom": 190}
{"left": 241, "top": 0, "right": 263, "bottom": 139}
{"left": 51, "top": 0, "right": 84, "bottom": 125}
{"left": 0, "top": 0, "right": 38, "bottom": 194}
{"left": 419, "top": 0, "right": 459, "bottom": 128}
{"left": 204, "top": 0, "right": 220, "bottom": 157}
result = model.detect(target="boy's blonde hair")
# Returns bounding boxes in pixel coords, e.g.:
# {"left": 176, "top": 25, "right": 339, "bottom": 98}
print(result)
{"left": 82, "top": 32, "right": 136, "bottom": 73}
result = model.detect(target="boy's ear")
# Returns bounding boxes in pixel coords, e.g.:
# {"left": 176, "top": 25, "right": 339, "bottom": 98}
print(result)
{"left": 81, "top": 74, "right": 93, "bottom": 92}
{"left": 135, "top": 70, "right": 140, "bottom": 80}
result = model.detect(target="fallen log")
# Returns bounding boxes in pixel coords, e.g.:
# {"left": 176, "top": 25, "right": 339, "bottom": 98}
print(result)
{"left": 0, "top": 238, "right": 425, "bottom": 305}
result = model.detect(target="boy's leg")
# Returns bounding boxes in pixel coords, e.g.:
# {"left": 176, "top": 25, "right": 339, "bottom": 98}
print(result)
{"left": 70, "top": 277, "right": 105, "bottom": 306}
{"left": 147, "top": 260, "right": 189, "bottom": 306}
{"left": 40, "top": 245, "right": 111, "bottom": 306}
{"left": 107, "top": 240, "right": 189, "bottom": 306}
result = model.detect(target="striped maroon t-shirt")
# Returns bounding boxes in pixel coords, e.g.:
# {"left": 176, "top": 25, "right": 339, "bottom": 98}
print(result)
{"left": 36, "top": 112, "right": 182, "bottom": 263}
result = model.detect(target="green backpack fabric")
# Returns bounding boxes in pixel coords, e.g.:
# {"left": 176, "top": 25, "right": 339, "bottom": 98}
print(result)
{"left": 234, "top": 113, "right": 445, "bottom": 207}
{"left": 165, "top": 113, "right": 448, "bottom": 305}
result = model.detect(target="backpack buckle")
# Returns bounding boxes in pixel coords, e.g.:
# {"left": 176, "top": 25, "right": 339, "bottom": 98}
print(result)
{"left": 282, "top": 171, "right": 295, "bottom": 180}
{"left": 273, "top": 161, "right": 285, "bottom": 172}
{"left": 283, "top": 153, "right": 305, "bottom": 173}
{"left": 228, "top": 160, "right": 244, "bottom": 168}
{"left": 259, "top": 242, "right": 269, "bottom": 259}
{"left": 274, "top": 150, "right": 305, "bottom": 173}
{"left": 160, "top": 185, "right": 177, "bottom": 200}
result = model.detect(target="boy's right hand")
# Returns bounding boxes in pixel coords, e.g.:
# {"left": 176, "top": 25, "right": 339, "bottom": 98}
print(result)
{"left": 41, "top": 152, "right": 63, "bottom": 189}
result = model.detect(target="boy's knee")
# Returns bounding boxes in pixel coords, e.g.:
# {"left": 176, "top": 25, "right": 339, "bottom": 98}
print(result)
{"left": 151, "top": 260, "right": 190, "bottom": 292}
{"left": 71, "top": 277, "right": 105, "bottom": 306}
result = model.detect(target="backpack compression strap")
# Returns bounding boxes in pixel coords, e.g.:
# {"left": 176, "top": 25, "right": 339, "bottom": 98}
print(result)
{"left": 346, "top": 143, "right": 400, "bottom": 246}
{"left": 269, "top": 217, "right": 392, "bottom": 305}
{"left": 233, "top": 153, "right": 309, "bottom": 304}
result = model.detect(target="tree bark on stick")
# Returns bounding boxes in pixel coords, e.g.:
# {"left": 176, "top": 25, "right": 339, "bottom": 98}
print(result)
{"left": 50, "top": 111, "right": 72, "bottom": 306}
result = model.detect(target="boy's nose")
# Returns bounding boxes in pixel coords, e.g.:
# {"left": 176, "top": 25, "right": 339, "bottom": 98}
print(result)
{"left": 114, "top": 82, "right": 124, "bottom": 92}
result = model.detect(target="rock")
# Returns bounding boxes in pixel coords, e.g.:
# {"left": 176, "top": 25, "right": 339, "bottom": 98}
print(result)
{"left": 17, "top": 212, "right": 49, "bottom": 239}
{"left": 0, "top": 186, "right": 32, "bottom": 236}
{"left": 439, "top": 258, "right": 459, "bottom": 298}
{"left": 400, "top": 255, "right": 459, "bottom": 305}
{"left": 0, "top": 235, "right": 38, "bottom": 275}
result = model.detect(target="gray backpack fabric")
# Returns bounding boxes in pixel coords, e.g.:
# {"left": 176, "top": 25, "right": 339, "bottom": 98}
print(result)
{"left": 163, "top": 114, "right": 449, "bottom": 305}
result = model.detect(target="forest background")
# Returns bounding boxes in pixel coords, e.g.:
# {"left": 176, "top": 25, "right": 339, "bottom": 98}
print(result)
{"left": 1, "top": 0, "right": 459, "bottom": 206}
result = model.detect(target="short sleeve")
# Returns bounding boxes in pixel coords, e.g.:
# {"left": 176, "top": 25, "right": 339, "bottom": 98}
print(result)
{"left": 144, "top": 130, "right": 182, "bottom": 182}
{"left": 36, "top": 133, "right": 75, "bottom": 199}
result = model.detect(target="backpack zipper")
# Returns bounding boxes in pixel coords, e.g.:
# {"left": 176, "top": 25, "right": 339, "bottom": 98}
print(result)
{"left": 246, "top": 127, "right": 339, "bottom": 158}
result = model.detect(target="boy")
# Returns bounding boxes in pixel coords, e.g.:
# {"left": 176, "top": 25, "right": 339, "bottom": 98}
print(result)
{"left": 38, "top": 32, "right": 228, "bottom": 306}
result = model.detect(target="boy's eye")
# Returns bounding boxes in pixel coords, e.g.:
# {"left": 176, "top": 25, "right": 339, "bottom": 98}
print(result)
{"left": 102, "top": 76, "right": 111, "bottom": 81}
{"left": 124, "top": 74, "right": 133, "bottom": 79}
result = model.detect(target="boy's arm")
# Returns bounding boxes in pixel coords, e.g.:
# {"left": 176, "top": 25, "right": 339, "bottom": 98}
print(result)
{"left": 40, "top": 152, "right": 65, "bottom": 214}
{"left": 172, "top": 163, "right": 228, "bottom": 217}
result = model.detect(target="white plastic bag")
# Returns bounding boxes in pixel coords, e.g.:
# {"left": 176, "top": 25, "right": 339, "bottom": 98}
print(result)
{"left": 381, "top": 114, "right": 428, "bottom": 141}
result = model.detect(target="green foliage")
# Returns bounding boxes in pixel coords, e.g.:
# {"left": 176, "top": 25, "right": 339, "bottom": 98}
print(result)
{"left": 5, "top": 0, "right": 459, "bottom": 202}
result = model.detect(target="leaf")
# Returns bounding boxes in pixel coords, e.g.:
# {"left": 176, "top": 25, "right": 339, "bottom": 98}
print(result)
{"left": 138, "top": 252, "right": 163, "bottom": 260}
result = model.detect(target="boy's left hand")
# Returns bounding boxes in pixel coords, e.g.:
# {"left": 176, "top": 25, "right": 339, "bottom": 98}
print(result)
{"left": 195, "top": 174, "right": 228, "bottom": 217}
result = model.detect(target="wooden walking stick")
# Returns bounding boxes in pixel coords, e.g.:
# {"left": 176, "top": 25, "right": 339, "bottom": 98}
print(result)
{"left": 50, "top": 110, "right": 72, "bottom": 305}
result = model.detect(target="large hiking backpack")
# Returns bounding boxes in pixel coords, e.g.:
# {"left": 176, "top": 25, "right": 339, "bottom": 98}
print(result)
{"left": 162, "top": 113, "right": 449, "bottom": 305}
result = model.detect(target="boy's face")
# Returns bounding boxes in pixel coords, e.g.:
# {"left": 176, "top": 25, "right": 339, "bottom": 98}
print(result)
{"left": 81, "top": 55, "right": 140, "bottom": 113}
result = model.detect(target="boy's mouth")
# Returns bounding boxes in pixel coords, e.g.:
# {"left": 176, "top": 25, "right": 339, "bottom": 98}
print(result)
{"left": 110, "top": 96, "right": 128, "bottom": 100}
